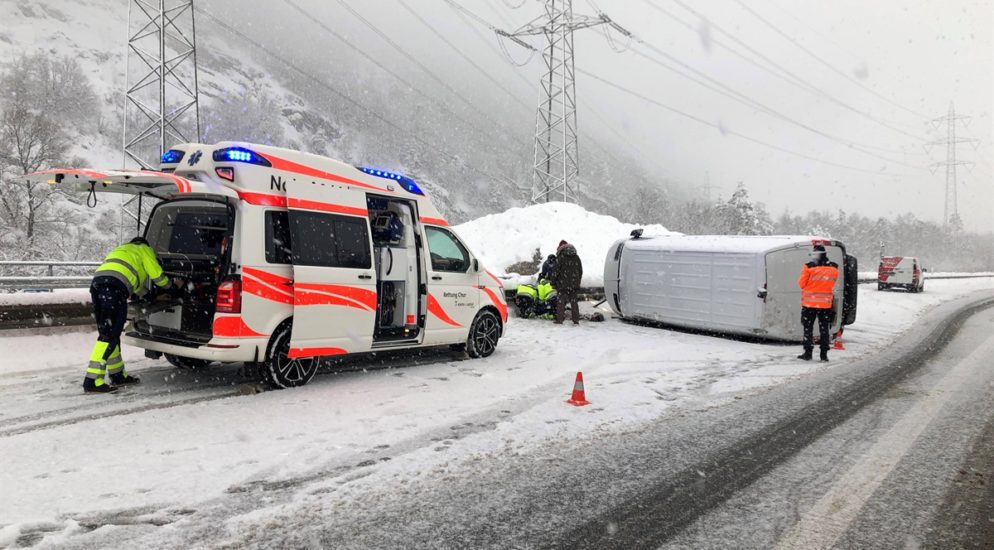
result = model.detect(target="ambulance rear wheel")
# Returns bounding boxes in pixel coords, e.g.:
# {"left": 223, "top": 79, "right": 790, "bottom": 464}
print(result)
{"left": 263, "top": 321, "right": 318, "bottom": 389}
{"left": 466, "top": 310, "right": 500, "bottom": 358}
{"left": 165, "top": 354, "right": 210, "bottom": 370}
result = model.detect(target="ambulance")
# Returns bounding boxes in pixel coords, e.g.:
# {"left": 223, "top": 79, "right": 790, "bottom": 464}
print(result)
{"left": 877, "top": 256, "right": 926, "bottom": 293}
{"left": 28, "top": 142, "right": 507, "bottom": 388}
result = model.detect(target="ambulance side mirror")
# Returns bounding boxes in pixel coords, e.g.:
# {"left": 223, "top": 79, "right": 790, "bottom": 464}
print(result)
{"left": 473, "top": 258, "right": 480, "bottom": 272}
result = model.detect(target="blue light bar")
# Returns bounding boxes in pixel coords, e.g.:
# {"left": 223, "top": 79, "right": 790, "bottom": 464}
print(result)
{"left": 212, "top": 147, "right": 272, "bottom": 167}
{"left": 161, "top": 149, "right": 185, "bottom": 164}
{"left": 358, "top": 166, "right": 424, "bottom": 195}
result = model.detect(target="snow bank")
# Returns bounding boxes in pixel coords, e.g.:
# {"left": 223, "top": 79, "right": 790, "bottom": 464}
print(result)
{"left": 0, "top": 289, "right": 91, "bottom": 306}
{"left": 454, "top": 202, "right": 675, "bottom": 287}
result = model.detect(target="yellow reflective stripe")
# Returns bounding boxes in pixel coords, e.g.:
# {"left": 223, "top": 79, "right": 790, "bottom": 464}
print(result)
{"left": 89, "top": 341, "right": 110, "bottom": 362}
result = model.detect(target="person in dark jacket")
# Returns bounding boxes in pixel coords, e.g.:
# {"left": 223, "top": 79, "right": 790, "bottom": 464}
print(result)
{"left": 539, "top": 254, "right": 557, "bottom": 281}
{"left": 551, "top": 240, "right": 583, "bottom": 325}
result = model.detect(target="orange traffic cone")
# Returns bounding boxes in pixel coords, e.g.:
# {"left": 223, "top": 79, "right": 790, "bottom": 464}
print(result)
{"left": 566, "top": 371, "right": 591, "bottom": 406}
{"left": 833, "top": 331, "right": 845, "bottom": 350}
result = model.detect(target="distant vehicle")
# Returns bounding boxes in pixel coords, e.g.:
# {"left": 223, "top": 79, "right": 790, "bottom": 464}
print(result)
{"left": 27, "top": 142, "right": 507, "bottom": 389}
{"left": 878, "top": 256, "right": 925, "bottom": 293}
{"left": 603, "top": 234, "right": 858, "bottom": 342}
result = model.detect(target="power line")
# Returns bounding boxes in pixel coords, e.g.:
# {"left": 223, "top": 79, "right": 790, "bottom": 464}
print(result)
{"left": 626, "top": 41, "right": 927, "bottom": 171}
{"left": 576, "top": 66, "right": 919, "bottom": 178}
{"left": 650, "top": 0, "right": 929, "bottom": 146}
{"left": 195, "top": 6, "right": 525, "bottom": 192}
{"left": 729, "top": 0, "right": 932, "bottom": 120}
{"left": 327, "top": 0, "right": 532, "bottom": 149}
{"left": 439, "top": 0, "right": 657, "bottom": 174}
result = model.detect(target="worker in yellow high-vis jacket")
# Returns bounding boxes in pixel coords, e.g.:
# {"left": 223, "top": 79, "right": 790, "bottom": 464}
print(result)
{"left": 84, "top": 237, "right": 181, "bottom": 393}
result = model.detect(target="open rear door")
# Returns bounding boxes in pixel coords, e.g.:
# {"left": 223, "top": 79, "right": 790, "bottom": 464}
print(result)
{"left": 284, "top": 180, "right": 376, "bottom": 358}
{"left": 24, "top": 168, "right": 196, "bottom": 198}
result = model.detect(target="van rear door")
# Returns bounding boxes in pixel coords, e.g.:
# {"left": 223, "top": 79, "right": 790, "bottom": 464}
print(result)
{"left": 284, "top": 181, "right": 376, "bottom": 358}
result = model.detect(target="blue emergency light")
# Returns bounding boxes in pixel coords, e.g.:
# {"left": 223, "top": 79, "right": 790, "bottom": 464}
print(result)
{"left": 212, "top": 147, "right": 272, "bottom": 167}
{"left": 160, "top": 149, "right": 185, "bottom": 164}
{"left": 358, "top": 166, "right": 424, "bottom": 195}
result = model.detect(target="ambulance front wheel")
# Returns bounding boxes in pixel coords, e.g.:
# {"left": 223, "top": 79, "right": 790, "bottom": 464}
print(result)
{"left": 466, "top": 310, "right": 500, "bottom": 358}
{"left": 262, "top": 321, "right": 318, "bottom": 389}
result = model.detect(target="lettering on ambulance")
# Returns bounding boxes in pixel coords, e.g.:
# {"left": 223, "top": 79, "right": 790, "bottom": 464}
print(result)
{"left": 423, "top": 226, "right": 478, "bottom": 341}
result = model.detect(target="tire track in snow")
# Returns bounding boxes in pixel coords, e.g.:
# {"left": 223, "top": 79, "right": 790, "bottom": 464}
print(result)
{"left": 561, "top": 294, "right": 994, "bottom": 549}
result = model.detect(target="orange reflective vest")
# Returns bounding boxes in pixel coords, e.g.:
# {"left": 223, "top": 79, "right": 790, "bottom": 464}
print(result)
{"left": 798, "top": 262, "right": 839, "bottom": 309}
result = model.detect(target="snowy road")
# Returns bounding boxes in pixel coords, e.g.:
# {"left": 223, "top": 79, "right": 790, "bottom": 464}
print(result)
{"left": 1, "top": 279, "right": 993, "bottom": 548}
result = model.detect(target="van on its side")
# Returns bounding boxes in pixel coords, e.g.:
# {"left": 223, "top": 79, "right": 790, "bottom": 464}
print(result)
{"left": 878, "top": 256, "right": 925, "bottom": 293}
{"left": 604, "top": 234, "right": 858, "bottom": 342}
{"left": 29, "top": 142, "right": 507, "bottom": 388}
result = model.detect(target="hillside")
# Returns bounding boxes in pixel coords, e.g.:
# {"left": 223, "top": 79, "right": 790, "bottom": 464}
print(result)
{"left": 0, "top": 0, "right": 666, "bottom": 227}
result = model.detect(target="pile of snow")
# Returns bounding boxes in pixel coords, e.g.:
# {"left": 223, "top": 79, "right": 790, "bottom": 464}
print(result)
{"left": 455, "top": 202, "right": 675, "bottom": 287}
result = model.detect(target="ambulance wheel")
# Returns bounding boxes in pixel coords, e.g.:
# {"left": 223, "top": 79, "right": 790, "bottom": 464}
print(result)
{"left": 165, "top": 354, "right": 210, "bottom": 370}
{"left": 466, "top": 310, "right": 500, "bottom": 358}
{"left": 263, "top": 321, "right": 318, "bottom": 389}
{"left": 877, "top": 283, "right": 886, "bottom": 291}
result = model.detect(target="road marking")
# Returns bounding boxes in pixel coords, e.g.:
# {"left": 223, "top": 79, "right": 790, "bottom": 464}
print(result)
{"left": 775, "top": 332, "right": 994, "bottom": 549}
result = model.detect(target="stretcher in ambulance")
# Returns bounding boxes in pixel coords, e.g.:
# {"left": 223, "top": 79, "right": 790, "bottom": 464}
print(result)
{"left": 27, "top": 143, "right": 507, "bottom": 388}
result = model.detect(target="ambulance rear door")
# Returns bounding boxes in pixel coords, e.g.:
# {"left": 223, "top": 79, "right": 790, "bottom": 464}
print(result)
{"left": 284, "top": 180, "right": 376, "bottom": 358}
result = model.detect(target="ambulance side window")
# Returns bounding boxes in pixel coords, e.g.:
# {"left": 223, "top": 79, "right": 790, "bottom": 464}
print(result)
{"left": 289, "top": 211, "right": 371, "bottom": 269}
{"left": 265, "top": 211, "right": 292, "bottom": 264}
{"left": 425, "top": 226, "right": 469, "bottom": 272}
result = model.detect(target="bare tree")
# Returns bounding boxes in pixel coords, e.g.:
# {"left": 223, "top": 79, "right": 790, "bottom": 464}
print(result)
{"left": 0, "top": 53, "right": 95, "bottom": 255}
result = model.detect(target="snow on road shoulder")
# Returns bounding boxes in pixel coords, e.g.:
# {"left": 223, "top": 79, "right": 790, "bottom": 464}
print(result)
{"left": 455, "top": 202, "right": 674, "bottom": 287}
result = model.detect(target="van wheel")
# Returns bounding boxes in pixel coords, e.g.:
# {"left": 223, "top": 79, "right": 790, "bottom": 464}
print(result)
{"left": 165, "top": 354, "right": 210, "bottom": 370}
{"left": 877, "top": 283, "right": 886, "bottom": 291}
{"left": 466, "top": 310, "right": 500, "bottom": 358}
{"left": 263, "top": 322, "right": 318, "bottom": 389}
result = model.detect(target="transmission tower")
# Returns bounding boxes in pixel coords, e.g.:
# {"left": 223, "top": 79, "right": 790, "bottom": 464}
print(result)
{"left": 121, "top": 0, "right": 201, "bottom": 229}
{"left": 498, "top": 1, "right": 632, "bottom": 204}
{"left": 927, "top": 102, "right": 976, "bottom": 225}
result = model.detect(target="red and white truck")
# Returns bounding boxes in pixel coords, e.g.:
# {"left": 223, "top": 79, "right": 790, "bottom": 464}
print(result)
{"left": 878, "top": 256, "right": 926, "bottom": 293}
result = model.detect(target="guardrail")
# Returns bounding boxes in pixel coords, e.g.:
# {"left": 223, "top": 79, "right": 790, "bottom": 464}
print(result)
{"left": 0, "top": 261, "right": 100, "bottom": 291}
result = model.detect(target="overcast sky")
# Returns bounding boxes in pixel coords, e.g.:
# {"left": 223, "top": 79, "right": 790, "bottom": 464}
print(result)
{"left": 208, "top": 0, "right": 992, "bottom": 231}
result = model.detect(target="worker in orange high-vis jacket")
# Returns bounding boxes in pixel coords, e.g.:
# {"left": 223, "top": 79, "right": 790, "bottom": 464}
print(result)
{"left": 797, "top": 244, "right": 839, "bottom": 362}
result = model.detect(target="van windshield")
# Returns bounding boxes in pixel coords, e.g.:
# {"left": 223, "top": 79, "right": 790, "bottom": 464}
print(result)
{"left": 145, "top": 200, "right": 230, "bottom": 257}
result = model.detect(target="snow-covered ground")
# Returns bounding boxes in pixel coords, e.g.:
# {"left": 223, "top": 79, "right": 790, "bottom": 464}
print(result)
{"left": 455, "top": 202, "right": 675, "bottom": 287}
{"left": 1, "top": 278, "right": 993, "bottom": 547}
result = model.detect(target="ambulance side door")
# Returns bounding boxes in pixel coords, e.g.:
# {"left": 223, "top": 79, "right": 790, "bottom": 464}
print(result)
{"left": 422, "top": 225, "right": 479, "bottom": 344}
{"left": 285, "top": 181, "right": 376, "bottom": 358}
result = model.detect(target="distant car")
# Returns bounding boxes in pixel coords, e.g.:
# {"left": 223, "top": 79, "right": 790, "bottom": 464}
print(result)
{"left": 878, "top": 256, "right": 925, "bottom": 293}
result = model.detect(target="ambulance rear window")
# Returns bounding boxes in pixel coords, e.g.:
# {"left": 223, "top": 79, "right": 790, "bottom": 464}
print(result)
{"left": 265, "top": 211, "right": 292, "bottom": 264}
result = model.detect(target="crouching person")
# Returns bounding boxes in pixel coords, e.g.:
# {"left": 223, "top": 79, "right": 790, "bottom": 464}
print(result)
{"left": 84, "top": 237, "right": 178, "bottom": 393}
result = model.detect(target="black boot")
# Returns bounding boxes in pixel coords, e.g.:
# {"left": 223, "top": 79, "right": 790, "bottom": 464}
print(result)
{"left": 110, "top": 373, "right": 141, "bottom": 386}
{"left": 797, "top": 350, "right": 812, "bottom": 361}
{"left": 83, "top": 378, "right": 118, "bottom": 393}
{"left": 820, "top": 350, "right": 829, "bottom": 362}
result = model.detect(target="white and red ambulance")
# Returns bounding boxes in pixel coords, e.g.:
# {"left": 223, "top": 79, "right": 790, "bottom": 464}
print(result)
{"left": 28, "top": 142, "right": 507, "bottom": 388}
{"left": 878, "top": 256, "right": 926, "bottom": 293}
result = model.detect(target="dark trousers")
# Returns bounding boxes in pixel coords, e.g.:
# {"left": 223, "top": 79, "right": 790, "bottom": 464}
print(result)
{"left": 91, "top": 276, "right": 130, "bottom": 361}
{"left": 801, "top": 306, "right": 832, "bottom": 352}
{"left": 556, "top": 289, "right": 580, "bottom": 324}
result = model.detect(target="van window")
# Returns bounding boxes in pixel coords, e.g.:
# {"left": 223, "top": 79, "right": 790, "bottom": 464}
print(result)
{"left": 289, "top": 210, "right": 371, "bottom": 269}
{"left": 265, "top": 211, "right": 292, "bottom": 264}
{"left": 425, "top": 226, "right": 470, "bottom": 272}
{"left": 146, "top": 203, "right": 228, "bottom": 257}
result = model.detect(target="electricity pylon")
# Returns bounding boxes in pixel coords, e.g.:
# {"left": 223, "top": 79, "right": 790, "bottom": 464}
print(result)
{"left": 927, "top": 102, "right": 976, "bottom": 226}
{"left": 498, "top": 1, "right": 631, "bottom": 204}
{"left": 121, "top": 0, "right": 201, "bottom": 230}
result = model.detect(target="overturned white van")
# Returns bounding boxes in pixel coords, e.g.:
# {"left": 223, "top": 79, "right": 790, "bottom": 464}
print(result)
{"left": 603, "top": 234, "right": 858, "bottom": 341}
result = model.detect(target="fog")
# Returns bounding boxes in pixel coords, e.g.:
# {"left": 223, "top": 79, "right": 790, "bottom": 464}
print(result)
{"left": 200, "top": 0, "right": 992, "bottom": 231}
